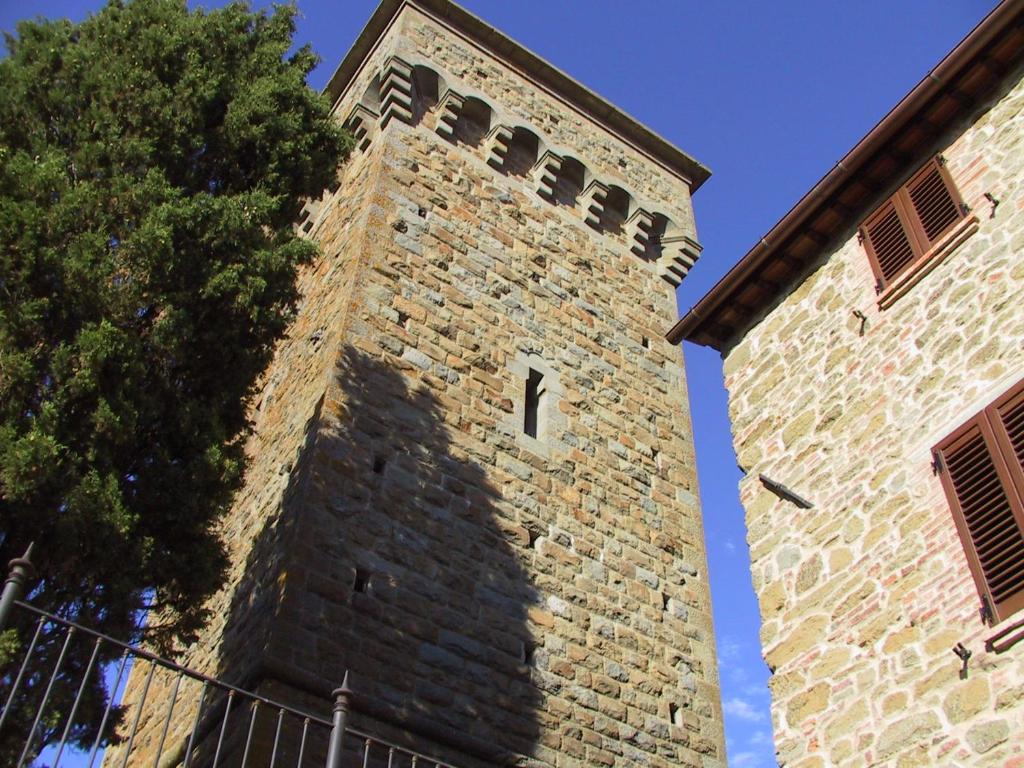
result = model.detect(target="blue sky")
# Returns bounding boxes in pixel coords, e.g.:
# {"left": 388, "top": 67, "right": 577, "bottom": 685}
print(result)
{"left": 2, "top": 1, "right": 999, "bottom": 766}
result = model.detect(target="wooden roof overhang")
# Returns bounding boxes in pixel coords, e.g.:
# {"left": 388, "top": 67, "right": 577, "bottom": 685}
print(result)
{"left": 667, "top": 0, "right": 1024, "bottom": 352}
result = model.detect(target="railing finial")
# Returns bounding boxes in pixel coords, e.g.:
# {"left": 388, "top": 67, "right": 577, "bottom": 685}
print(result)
{"left": 0, "top": 541, "right": 35, "bottom": 631}
{"left": 325, "top": 671, "right": 353, "bottom": 768}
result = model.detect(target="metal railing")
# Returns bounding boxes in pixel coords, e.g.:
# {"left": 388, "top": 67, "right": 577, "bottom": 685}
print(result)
{"left": 0, "top": 547, "right": 460, "bottom": 768}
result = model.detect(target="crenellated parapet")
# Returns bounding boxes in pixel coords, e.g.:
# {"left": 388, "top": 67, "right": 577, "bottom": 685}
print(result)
{"left": 325, "top": 57, "right": 702, "bottom": 285}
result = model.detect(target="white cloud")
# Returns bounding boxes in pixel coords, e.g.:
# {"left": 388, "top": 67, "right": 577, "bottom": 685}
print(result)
{"left": 728, "top": 664, "right": 750, "bottom": 684}
{"left": 731, "top": 750, "right": 762, "bottom": 767}
{"left": 750, "top": 729, "right": 773, "bottom": 746}
{"left": 723, "top": 696, "right": 767, "bottom": 722}
{"left": 718, "top": 636, "right": 743, "bottom": 662}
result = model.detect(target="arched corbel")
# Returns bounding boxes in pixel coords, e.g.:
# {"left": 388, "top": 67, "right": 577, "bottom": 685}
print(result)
{"left": 580, "top": 179, "right": 609, "bottom": 230}
{"left": 656, "top": 223, "right": 703, "bottom": 286}
{"left": 534, "top": 150, "right": 563, "bottom": 202}
{"left": 625, "top": 205, "right": 655, "bottom": 257}
{"left": 379, "top": 56, "right": 415, "bottom": 128}
{"left": 435, "top": 88, "right": 465, "bottom": 141}
{"left": 344, "top": 104, "right": 379, "bottom": 153}
{"left": 484, "top": 124, "right": 514, "bottom": 170}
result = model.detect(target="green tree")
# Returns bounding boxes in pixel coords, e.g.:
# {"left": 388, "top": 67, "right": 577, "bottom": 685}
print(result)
{"left": 0, "top": 0, "right": 350, "bottom": 758}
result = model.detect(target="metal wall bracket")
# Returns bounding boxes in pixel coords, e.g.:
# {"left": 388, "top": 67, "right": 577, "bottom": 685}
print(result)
{"left": 758, "top": 475, "right": 813, "bottom": 509}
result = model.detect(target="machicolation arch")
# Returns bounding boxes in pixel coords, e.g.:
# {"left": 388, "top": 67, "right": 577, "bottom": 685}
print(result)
{"left": 313, "top": 55, "right": 704, "bottom": 287}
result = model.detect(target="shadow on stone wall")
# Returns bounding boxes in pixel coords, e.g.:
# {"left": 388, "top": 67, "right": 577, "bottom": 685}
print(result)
{"left": 217, "top": 346, "right": 542, "bottom": 767}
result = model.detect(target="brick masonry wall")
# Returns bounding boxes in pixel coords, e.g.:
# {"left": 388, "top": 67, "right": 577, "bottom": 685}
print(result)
{"left": 721, "top": 65, "right": 1024, "bottom": 766}
{"left": 108, "top": 6, "right": 723, "bottom": 768}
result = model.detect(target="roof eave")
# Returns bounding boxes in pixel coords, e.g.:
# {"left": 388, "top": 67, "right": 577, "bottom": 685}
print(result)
{"left": 667, "top": 0, "right": 1024, "bottom": 350}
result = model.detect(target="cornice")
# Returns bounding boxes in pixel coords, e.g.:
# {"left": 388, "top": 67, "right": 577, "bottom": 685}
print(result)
{"left": 322, "top": 0, "right": 710, "bottom": 192}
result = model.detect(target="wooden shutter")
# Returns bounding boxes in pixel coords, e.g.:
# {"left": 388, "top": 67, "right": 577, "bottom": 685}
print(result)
{"left": 906, "top": 161, "right": 962, "bottom": 246}
{"left": 862, "top": 201, "right": 916, "bottom": 286}
{"left": 861, "top": 157, "right": 965, "bottom": 289}
{"left": 996, "top": 384, "right": 1024, "bottom": 473}
{"left": 936, "top": 379, "right": 1024, "bottom": 623}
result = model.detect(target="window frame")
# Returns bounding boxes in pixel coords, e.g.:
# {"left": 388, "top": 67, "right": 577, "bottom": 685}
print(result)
{"left": 934, "top": 378, "right": 1024, "bottom": 624}
{"left": 860, "top": 156, "right": 968, "bottom": 294}
{"left": 508, "top": 352, "right": 564, "bottom": 460}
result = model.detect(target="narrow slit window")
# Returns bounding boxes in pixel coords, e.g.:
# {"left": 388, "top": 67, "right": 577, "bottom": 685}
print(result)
{"left": 670, "top": 702, "right": 683, "bottom": 727}
{"left": 522, "top": 640, "right": 535, "bottom": 664}
{"left": 353, "top": 568, "right": 371, "bottom": 594}
{"left": 511, "top": 355, "right": 561, "bottom": 456}
{"left": 525, "top": 368, "right": 546, "bottom": 439}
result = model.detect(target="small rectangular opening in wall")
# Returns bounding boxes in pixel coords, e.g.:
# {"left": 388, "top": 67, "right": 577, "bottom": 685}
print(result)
{"left": 353, "top": 568, "right": 371, "bottom": 594}
{"left": 641, "top": 336, "right": 649, "bottom": 349}
{"left": 522, "top": 640, "right": 534, "bottom": 665}
{"left": 373, "top": 455, "right": 387, "bottom": 474}
{"left": 669, "top": 703, "right": 682, "bottom": 727}
{"left": 525, "top": 368, "right": 545, "bottom": 439}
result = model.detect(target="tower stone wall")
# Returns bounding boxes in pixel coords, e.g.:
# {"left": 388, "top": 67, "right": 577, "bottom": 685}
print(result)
{"left": 108, "top": 2, "right": 723, "bottom": 766}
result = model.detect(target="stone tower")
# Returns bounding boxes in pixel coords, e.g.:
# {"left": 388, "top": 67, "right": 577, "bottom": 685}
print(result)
{"left": 114, "top": 1, "right": 723, "bottom": 766}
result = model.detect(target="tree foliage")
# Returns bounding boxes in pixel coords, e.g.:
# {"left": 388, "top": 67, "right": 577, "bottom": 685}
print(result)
{"left": 0, "top": 0, "right": 349, "bottom": 756}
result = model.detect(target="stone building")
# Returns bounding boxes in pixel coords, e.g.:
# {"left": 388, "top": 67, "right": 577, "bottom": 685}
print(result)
{"left": 110, "top": 1, "right": 724, "bottom": 766}
{"left": 668, "top": 1, "right": 1024, "bottom": 765}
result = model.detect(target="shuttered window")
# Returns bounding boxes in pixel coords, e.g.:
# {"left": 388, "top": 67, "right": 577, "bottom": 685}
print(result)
{"left": 935, "top": 379, "right": 1024, "bottom": 623}
{"left": 861, "top": 157, "right": 965, "bottom": 290}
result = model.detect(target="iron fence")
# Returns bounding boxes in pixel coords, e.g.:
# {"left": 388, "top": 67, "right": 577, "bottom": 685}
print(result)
{"left": 0, "top": 548, "right": 460, "bottom": 768}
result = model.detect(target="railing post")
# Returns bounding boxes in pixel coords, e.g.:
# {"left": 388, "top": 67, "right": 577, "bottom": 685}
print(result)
{"left": 0, "top": 543, "right": 34, "bottom": 631}
{"left": 325, "top": 671, "right": 353, "bottom": 768}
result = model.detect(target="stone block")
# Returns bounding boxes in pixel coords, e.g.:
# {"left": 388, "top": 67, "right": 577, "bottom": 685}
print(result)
{"left": 765, "top": 614, "right": 827, "bottom": 671}
{"left": 786, "top": 682, "right": 830, "bottom": 727}
{"left": 942, "top": 676, "right": 990, "bottom": 724}
{"left": 875, "top": 713, "right": 941, "bottom": 760}
{"left": 965, "top": 719, "right": 1009, "bottom": 754}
